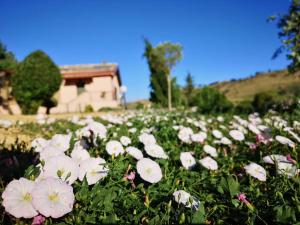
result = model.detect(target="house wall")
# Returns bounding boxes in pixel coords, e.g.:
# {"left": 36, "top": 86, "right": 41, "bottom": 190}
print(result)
{"left": 50, "top": 75, "right": 121, "bottom": 114}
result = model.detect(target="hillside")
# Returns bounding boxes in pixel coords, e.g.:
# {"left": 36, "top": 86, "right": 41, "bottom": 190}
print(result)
{"left": 214, "top": 70, "right": 300, "bottom": 103}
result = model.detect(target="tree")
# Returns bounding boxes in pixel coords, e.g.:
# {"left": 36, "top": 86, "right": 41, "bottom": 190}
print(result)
{"left": 183, "top": 72, "right": 195, "bottom": 106}
{"left": 12, "top": 50, "right": 62, "bottom": 114}
{"left": 271, "top": 0, "right": 300, "bottom": 71}
{"left": 193, "top": 86, "right": 232, "bottom": 114}
{"left": 143, "top": 39, "right": 182, "bottom": 109}
{"left": 0, "top": 41, "right": 17, "bottom": 107}
{"left": 155, "top": 42, "right": 182, "bottom": 110}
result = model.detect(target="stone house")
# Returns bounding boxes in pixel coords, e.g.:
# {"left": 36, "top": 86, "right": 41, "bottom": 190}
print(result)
{"left": 50, "top": 62, "right": 122, "bottom": 113}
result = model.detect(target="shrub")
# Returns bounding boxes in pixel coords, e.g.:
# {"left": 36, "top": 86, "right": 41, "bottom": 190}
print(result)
{"left": 11, "top": 50, "right": 61, "bottom": 114}
{"left": 84, "top": 104, "right": 94, "bottom": 113}
{"left": 234, "top": 101, "right": 254, "bottom": 114}
{"left": 193, "top": 86, "right": 233, "bottom": 114}
{"left": 252, "top": 92, "right": 276, "bottom": 114}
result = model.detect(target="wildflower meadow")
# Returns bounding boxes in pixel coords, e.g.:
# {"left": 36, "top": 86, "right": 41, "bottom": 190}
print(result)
{"left": 0, "top": 109, "right": 299, "bottom": 225}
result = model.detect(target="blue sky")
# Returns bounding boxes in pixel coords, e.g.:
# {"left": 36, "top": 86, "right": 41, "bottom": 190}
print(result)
{"left": 0, "top": 0, "right": 290, "bottom": 101}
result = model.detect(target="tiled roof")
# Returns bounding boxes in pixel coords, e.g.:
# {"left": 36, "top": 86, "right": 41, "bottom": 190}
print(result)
{"left": 59, "top": 63, "right": 121, "bottom": 85}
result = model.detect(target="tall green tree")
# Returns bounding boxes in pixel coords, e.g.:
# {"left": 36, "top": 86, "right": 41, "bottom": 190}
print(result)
{"left": 143, "top": 39, "right": 182, "bottom": 109}
{"left": 155, "top": 42, "right": 182, "bottom": 110}
{"left": 0, "top": 41, "right": 17, "bottom": 106}
{"left": 12, "top": 50, "right": 62, "bottom": 114}
{"left": 183, "top": 72, "right": 195, "bottom": 106}
{"left": 271, "top": 0, "right": 300, "bottom": 71}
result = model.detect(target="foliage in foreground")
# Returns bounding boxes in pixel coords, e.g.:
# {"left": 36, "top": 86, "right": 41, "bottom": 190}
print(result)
{"left": 0, "top": 109, "right": 299, "bottom": 225}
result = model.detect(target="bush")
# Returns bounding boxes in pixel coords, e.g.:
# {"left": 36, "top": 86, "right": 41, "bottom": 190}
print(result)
{"left": 252, "top": 92, "right": 276, "bottom": 114}
{"left": 193, "top": 86, "right": 233, "bottom": 114}
{"left": 84, "top": 104, "right": 94, "bottom": 113}
{"left": 234, "top": 101, "right": 254, "bottom": 114}
{"left": 11, "top": 50, "right": 61, "bottom": 114}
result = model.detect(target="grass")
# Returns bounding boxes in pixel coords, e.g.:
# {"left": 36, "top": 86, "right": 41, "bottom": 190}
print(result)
{"left": 214, "top": 70, "right": 300, "bottom": 102}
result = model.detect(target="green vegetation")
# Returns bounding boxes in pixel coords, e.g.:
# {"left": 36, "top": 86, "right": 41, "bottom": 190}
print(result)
{"left": 193, "top": 86, "right": 233, "bottom": 114}
{"left": 11, "top": 50, "right": 62, "bottom": 114}
{"left": 143, "top": 39, "right": 183, "bottom": 109}
{"left": 271, "top": 0, "right": 300, "bottom": 72}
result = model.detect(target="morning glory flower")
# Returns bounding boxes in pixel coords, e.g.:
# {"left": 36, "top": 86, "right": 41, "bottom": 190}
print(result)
{"left": 79, "top": 157, "right": 109, "bottom": 185}
{"left": 2, "top": 178, "right": 38, "bottom": 218}
{"left": 120, "top": 136, "right": 131, "bottom": 146}
{"left": 106, "top": 140, "right": 125, "bottom": 156}
{"left": 173, "top": 190, "right": 200, "bottom": 210}
{"left": 136, "top": 158, "right": 162, "bottom": 183}
{"left": 199, "top": 156, "right": 218, "bottom": 170}
{"left": 32, "top": 178, "right": 74, "bottom": 218}
{"left": 203, "top": 145, "right": 218, "bottom": 158}
{"left": 180, "top": 152, "right": 196, "bottom": 170}
{"left": 229, "top": 130, "right": 245, "bottom": 141}
{"left": 43, "top": 155, "right": 79, "bottom": 185}
{"left": 244, "top": 162, "right": 266, "bottom": 181}
{"left": 125, "top": 146, "right": 144, "bottom": 160}
{"left": 144, "top": 144, "right": 168, "bottom": 159}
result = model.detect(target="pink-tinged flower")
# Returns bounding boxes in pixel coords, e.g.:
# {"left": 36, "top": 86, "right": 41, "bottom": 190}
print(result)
{"left": 32, "top": 178, "right": 74, "bottom": 218}
{"left": 256, "top": 134, "right": 265, "bottom": 143}
{"left": 237, "top": 193, "right": 254, "bottom": 211}
{"left": 286, "top": 154, "right": 297, "bottom": 164}
{"left": 2, "top": 178, "right": 38, "bottom": 218}
{"left": 126, "top": 171, "right": 136, "bottom": 181}
{"left": 237, "top": 193, "right": 247, "bottom": 202}
{"left": 249, "top": 143, "right": 257, "bottom": 150}
{"left": 32, "top": 215, "right": 45, "bottom": 225}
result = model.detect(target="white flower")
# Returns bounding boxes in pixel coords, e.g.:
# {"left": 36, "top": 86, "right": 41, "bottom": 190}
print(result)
{"left": 212, "top": 130, "right": 223, "bottom": 139}
{"left": 120, "top": 136, "right": 131, "bottom": 146}
{"left": 43, "top": 155, "right": 79, "bottom": 184}
{"left": 32, "top": 178, "right": 74, "bottom": 218}
{"left": 31, "top": 138, "right": 49, "bottom": 153}
{"left": 173, "top": 190, "right": 200, "bottom": 210}
{"left": 244, "top": 162, "right": 266, "bottom": 181}
{"left": 199, "top": 156, "right": 218, "bottom": 170}
{"left": 277, "top": 162, "right": 298, "bottom": 178}
{"left": 217, "top": 116, "right": 224, "bottom": 122}
{"left": 180, "top": 152, "right": 196, "bottom": 170}
{"left": 229, "top": 130, "right": 245, "bottom": 141}
{"left": 220, "top": 137, "right": 232, "bottom": 145}
{"left": 136, "top": 158, "right": 162, "bottom": 183}
{"left": 79, "top": 157, "right": 108, "bottom": 185}
{"left": 125, "top": 146, "right": 143, "bottom": 160}
{"left": 49, "top": 134, "right": 72, "bottom": 152}
{"left": 263, "top": 154, "right": 287, "bottom": 164}
{"left": 178, "top": 127, "right": 193, "bottom": 144}
{"left": 39, "top": 145, "right": 65, "bottom": 161}
{"left": 191, "top": 132, "right": 207, "bottom": 143}
{"left": 76, "top": 121, "right": 107, "bottom": 140}
{"left": 139, "top": 133, "right": 156, "bottom": 145}
{"left": 71, "top": 145, "right": 90, "bottom": 164}
{"left": 275, "top": 135, "right": 295, "bottom": 148}
{"left": 144, "top": 144, "right": 168, "bottom": 159}
{"left": 106, "top": 140, "right": 125, "bottom": 156}
{"left": 248, "top": 124, "right": 261, "bottom": 135}
{"left": 129, "top": 127, "right": 137, "bottom": 133}
{"left": 2, "top": 178, "right": 38, "bottom": 218}
{"left": 203, "top": 145, "right": 218, "bottom": 157}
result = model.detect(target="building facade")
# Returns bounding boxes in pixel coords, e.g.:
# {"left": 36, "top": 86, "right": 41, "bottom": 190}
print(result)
{"left": 50, "top": 62, "right": 122, "bottom": 113}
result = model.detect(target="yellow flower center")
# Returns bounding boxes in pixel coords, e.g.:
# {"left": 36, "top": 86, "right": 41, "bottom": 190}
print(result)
{"left": 23, "top": 192, "right": 32, "bottom": 202}
{"left": 48, "top": 193, "right": 59, "bottom": 202}
{"left": 90, "top": 170, "right": 98, "bottom": 176}
{"left": 145, "top": 168, "right": 152, "bottom": 174}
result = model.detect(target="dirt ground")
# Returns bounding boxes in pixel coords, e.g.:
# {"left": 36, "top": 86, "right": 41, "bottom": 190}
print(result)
{"left": 0, "top": 111, "right": 124, "bottom": 149}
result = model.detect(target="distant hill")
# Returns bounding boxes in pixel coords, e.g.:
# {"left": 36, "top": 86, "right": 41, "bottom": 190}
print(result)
{"left": 214, "top": 70, "right": 300, "bottom": 102}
